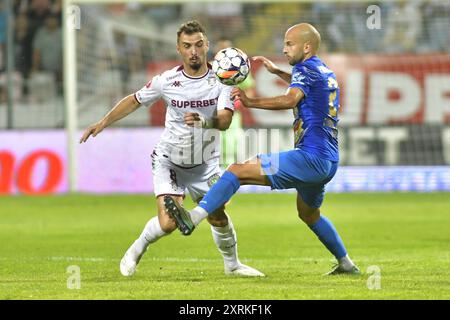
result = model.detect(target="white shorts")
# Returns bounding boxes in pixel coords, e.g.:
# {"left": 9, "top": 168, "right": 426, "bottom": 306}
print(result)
{"left": 151, "top": 151, "right": 222, "bottom": 202}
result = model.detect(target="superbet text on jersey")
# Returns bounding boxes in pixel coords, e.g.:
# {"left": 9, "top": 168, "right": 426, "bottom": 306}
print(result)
{"left": 134, "top": 64, "right": 234, "bottom": 167}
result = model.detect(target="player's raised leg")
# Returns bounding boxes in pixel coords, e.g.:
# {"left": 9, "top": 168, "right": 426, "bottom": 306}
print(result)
{"left": 164, "top": 157, "right": 269, "bottom": 234}
{"left": 120, "top": 195, "right": 182, "bottom": 276}
{"left": 296, "top": 193, "right": 360, "bottom": 275}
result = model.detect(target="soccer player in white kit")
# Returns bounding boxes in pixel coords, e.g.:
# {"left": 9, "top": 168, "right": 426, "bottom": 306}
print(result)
{"left": 80, "top": 20, "right": 264, "bottom": 277}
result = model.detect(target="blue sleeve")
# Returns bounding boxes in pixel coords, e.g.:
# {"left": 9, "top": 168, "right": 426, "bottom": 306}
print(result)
{"left": 289, "top": 66, "right": 313, "bottom": 96}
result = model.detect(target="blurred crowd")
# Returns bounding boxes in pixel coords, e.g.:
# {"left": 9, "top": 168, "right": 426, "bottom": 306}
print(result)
{"left": 1, "top": 0, "right": 450, "bottom": 104}
{"left": 311, "top": 0, "right": 450, "bottom": 54}
{"left": 1, "top": 0, "right": 62, "bottom": 102}
{"left": 93, "top": 1, "right": 450, "bottom": 55}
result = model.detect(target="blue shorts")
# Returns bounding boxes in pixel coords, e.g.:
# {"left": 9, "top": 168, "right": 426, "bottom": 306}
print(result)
{"left": 258, "top": 149, "right": 338, "bottom": 208}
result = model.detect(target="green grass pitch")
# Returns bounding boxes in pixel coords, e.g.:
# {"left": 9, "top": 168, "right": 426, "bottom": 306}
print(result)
{"left": 1, "top": 193, "right": 449, "bottom": 300}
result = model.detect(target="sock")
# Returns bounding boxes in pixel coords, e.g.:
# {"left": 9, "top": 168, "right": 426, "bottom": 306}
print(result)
{"left": 190, "top": 206, "right": 209, "bottom": 226}
{"left": 131, "top": 216, "right": 166, "bottom": 259}
{"left": 309, "top": 215, "right": 348, "bottom": 261}
{"left": 210, "top": 214, "right": 240, "bottom": 270}
{"left": 199, "top": 171, "right": 240, "bottom": 214}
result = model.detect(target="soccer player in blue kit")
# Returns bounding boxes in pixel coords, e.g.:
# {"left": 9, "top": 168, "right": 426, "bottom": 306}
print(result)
{"left": 165, "top": 23, "right": 360, "bottom": 275}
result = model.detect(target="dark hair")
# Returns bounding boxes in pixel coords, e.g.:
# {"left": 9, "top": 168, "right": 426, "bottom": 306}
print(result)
{"left": 177, "top": 20, "right": 206, "bottom": 42}
{"left": 217, "top": 36, "right": 232, "bottom": 43}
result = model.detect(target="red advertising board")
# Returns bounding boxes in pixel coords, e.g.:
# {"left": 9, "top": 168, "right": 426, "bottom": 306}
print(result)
{"left": 145, "top": 54, "right": 450, "bottom": 127}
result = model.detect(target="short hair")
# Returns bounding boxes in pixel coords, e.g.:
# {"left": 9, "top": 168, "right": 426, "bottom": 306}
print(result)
{"left": 217, "top": 36, "right": 232, "bottom": 43}
{"left": 177, "top": 20, "right": 206, "bottom": 42}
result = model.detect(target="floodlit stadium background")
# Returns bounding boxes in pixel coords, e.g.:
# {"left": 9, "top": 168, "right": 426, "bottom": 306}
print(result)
{"left": 1, "top": 0, "right": 450, "bottom": 195}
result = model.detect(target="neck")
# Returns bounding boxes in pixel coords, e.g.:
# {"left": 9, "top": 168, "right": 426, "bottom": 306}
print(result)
{"left": 183, "top": 63, "right": 208, "bottom": 77}
{"left": 302, "top": 52, "right": 315, "bottom": 62}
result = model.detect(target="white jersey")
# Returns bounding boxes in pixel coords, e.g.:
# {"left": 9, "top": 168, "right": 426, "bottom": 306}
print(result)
{"left": 135, "top": 65, "right": 234, "bottom": 167}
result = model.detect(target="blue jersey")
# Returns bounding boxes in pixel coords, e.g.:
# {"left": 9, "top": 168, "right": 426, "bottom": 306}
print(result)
{"left": 289, "top": 56, "right": 339, "bottom": 162}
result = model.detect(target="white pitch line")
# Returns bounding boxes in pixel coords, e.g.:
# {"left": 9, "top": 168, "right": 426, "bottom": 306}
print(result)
{"left": 0, "top": 256, "right": 444, "bottom": 263}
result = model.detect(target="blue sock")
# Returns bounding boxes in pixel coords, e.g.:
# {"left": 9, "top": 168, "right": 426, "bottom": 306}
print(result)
{"left": 199, "top": 171, "right": 240, "bottom": 214}
{"left": 309, "top": 215, "right": 347, "bottom": 260}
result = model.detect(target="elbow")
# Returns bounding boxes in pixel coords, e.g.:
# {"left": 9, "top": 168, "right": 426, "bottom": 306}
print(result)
{"left": 218, "top": 123, "right": 231, "bottom": 131}
{"left": 217, "top": 119, "right": 232, "bottom": 131}
{"left": 285, "top": 96, "right": 297, "bottom": 109}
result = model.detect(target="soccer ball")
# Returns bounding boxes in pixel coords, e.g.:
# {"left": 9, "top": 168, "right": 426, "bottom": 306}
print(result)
{"left": 212, "top": 47, "right": 250, "bottom": 86}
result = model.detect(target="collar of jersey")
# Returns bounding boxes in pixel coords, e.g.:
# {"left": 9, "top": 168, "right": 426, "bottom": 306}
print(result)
{"left": 182, "top": 70, "right": 209, "bottom": 80}
{"left": 179, "top": 63, "right": 212, "bottom": 80}
{"left": 298, "top": 55, "right": 319, "bottom": 67}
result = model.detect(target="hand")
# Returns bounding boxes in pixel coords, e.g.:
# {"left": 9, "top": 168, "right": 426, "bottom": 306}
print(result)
{"left": 252, "top": 56, "right": 280, "bottom": 75}
{"left": 79, "top": 121, "right": 105, "bottom": 143}
{"left": 184, "top": 112, "right": 202, "bottom": 127}
{"left": 231, "top": 87, "right": 249, "bottom": 107}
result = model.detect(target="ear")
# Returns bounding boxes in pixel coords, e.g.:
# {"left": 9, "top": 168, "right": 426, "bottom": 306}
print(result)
{"left": 304, "top": 42, "right": 311, "bottom": 54}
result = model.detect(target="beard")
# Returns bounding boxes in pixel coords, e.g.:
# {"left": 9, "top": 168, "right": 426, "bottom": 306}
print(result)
{"left": 189, "top": 60, "right": 202, "bottom": 71}
{"left": 288, "top": 52, "right": 304, "bottom": 66}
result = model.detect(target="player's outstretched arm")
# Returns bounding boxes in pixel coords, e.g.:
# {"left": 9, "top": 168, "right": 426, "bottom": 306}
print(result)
{"left": 252, "top": 56, "right": 292, "bottom": 84}
{"left": 79, "top": 94, "right": 140, "bottom": 143}
{"left": 231, "top": 87, "right": 304, "bottom": 111}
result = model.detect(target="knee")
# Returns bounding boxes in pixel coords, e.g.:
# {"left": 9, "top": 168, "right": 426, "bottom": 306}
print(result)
{"left": 297, "top": 206, "right": 320, "bottom": 225}
{"left": 226, "top": 164, "right": 248, "bottom": 182}
{"left": 206, "top": 207, "right": 228, "bottom": 227}
{"left": 226, "top": 164, "right": 240, "bottom": 176}
{"left": 158, "top": 212, "right": 177, "bottom": 233}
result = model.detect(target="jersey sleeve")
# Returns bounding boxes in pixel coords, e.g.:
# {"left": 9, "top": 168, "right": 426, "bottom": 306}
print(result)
{"left": 289, "top": 65, "right": 313, "bottom": 97}
{"left": 217, "top": 84, "right": 234, "bottom": 113}
{"left": 134, "top": 74, "right": 163, "bottom": 106}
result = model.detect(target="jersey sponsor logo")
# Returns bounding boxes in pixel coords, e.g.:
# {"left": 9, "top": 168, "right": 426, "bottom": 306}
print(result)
{"left": 166, "top": 73, "right": 181, "bottom": 81}
{"left": 171, "top": 97, "right": 219, "bottom": 108}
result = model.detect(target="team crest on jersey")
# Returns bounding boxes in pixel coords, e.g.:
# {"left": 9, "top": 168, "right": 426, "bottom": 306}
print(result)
{"left": 292, "top": 72, "right": 305, "bottom": 85}
{"left": 207, "top": 77, "right": 216, "bottom": 86}
{"left": 207, "top": 174, "right": 220, "bottom": 187}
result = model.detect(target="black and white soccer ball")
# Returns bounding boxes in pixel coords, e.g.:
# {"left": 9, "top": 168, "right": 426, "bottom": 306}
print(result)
{"left": 212, "top": 47, "right": 250, "bottom": 86}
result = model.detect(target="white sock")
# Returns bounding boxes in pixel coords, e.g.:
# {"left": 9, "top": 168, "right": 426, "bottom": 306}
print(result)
{"left": 190, "top": 206, "right": 209, "bottom": 226}
{"left": 130, "top": 216, "right": 166, "bottom": 259}
{"left": 338, "top": 254, "right": 355, "bottom": 270}
{"left": 210, "top": 214, "right": 240, "bottom": 270}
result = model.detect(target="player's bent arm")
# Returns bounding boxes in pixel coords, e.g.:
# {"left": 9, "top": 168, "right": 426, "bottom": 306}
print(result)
{"left": 184, "top": 110, "right": 232, "bottom": 131}
{"left": 274, "top": 70, "right": 292, "bottom": 84}
{"left": 212, "top": 109, "right": 233, "bottom": 131}
{"left": 242, "top": 87, "right": 304, "bottom": 110}
{"left": 252, "top": 56, "right": 291, "bottom": 84}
